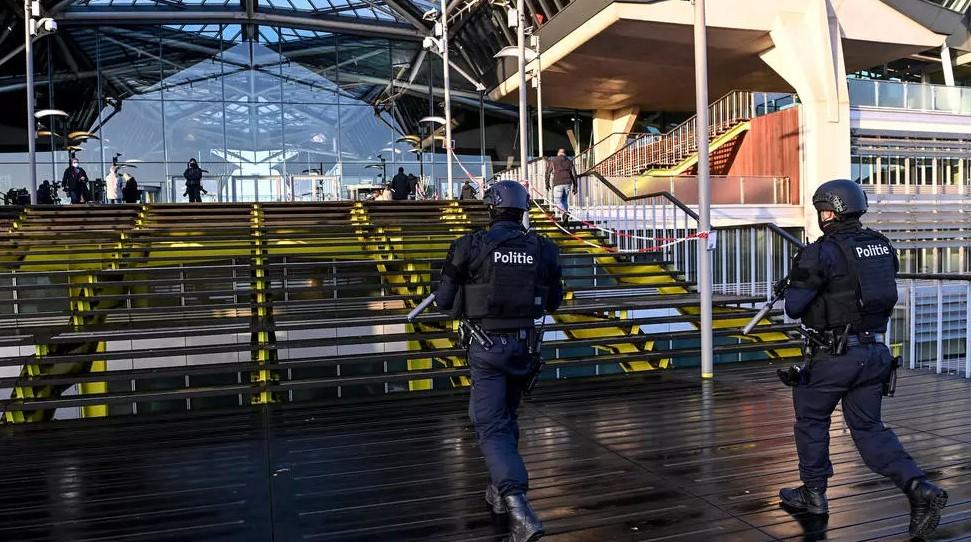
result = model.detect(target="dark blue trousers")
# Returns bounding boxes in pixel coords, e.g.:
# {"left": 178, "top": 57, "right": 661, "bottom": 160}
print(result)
{"left": 793, "top": 343, "right": 924, "bottom": 490}
{"left": 468, "top": 333, "right": 532, "bottom": 497}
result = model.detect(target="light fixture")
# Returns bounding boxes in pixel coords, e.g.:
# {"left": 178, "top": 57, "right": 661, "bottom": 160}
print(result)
{"left": 67, "top": 130, "right": 98, "bottom": 140}
{"left": 396, "top": 135, "right": 421, "bottom": 145}
{"left": 34, "top": 109, "right": 68, "bottom": 119}
{"left": 494, "top": 46, "right": 537, "bottom": 62}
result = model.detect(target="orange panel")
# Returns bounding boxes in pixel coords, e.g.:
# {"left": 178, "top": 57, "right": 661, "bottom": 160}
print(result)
{"left": 727, "top": 107, "right": 801, "bottom": 203}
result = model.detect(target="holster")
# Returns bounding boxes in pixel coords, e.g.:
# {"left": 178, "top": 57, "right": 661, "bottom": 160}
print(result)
{"left": 882, "top": 356, "right": 901, "bottom": 397}
{"left": 459, "top": 320, "right": 494, "bottom": 350}
{"left": 524, "top": 326, "right": 545, "bottom": 396}
{"left": 777, "top": 362, "right": 810, "bottom": 387}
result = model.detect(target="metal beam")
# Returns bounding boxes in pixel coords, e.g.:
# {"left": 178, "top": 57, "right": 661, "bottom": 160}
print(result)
{"left": 425, "top": 47, "right": 486, "bottom": 91}
{"left": 406, "top": 48, "right": 427, "bottom": 84}
{"left": 46, "top": 0, "right": 76, "bottom": 14}
{"left": 381, "top": 0, "right": 429, "bottom": 31}
{"left": 54, "top": 35, "right": 82, "bottom": 77}
{"left": 56, "top": 9, "right": 424, "bottom": 40}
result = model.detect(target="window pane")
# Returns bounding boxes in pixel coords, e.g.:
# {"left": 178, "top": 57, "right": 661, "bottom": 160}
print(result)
{"left": 101, "top": 100, "right": 165, "bottom": 164}
{"left": 164, "top": 100, "right": 227, "bottom": 167}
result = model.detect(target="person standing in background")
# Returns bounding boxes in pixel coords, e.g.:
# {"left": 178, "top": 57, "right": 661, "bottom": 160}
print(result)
{"left": 37, "top": 180, "right": 55, "bottom": 205}
{"left": 122, "top": 173, "right": 140, "bottom": 204}
{"left": 105, "top": 165, "right": 121, "bottom": 203}
{"left": 63, "top": 158, "right": 91, "bottom": 204}
{"left": 545, "top": 149, "right": 577, "bottom": 217}
{"left": 184, "top": 159, "right": 205, "bottom": 203}
{"left": 459, "top": 179, "right": 477, "bottom": 200}
{"left": 390, "top": 167, "right": 411, "bottom": 201}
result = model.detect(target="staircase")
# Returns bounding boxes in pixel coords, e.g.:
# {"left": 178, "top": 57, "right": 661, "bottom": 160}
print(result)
{"left": 0, "top": 200, "right": 801, "bottom": 422}
{"left": 580, "top": 90, "right": 755, "bottom": 178}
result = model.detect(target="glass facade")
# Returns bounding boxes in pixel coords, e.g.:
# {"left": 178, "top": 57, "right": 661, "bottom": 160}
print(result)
{"left": 2, "top": 25, "right": 492, "bottom": 202}
{"left": 851, "top": 155, "right": 971, "bottom": 188}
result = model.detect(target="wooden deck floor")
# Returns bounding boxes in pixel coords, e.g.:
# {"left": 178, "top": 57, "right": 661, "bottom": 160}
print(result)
{"left": 2, "top": 361, "right": 970, "bottom": 541}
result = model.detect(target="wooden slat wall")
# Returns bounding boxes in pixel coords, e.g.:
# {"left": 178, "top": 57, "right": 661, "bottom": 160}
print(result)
{"left": 727, "top": 106, "right": 801, "bottom": 202}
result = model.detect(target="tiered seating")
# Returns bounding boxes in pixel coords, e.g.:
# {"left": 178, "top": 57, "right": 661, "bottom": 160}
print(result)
{"left": 0, "top": 201, "right": 800, "bottom": 422}
{"left": 0, "top": 206, "right": 23, "bottom": 232}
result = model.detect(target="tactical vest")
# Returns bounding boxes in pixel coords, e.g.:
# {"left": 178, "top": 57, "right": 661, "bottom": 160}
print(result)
{"left": 462, "top": 229, "right": 548, "bottom": 330}
{"left": 801, "top": 229, "right": 898, "bottom": 333}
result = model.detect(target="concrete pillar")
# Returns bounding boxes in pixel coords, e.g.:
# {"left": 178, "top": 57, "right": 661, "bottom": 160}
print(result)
{"left": 592, "top": 106, "right": 640, "bottom": 163}
{"left": 760, "top": 0, "right": 850, "bottom": 239}
{"left": 941, "top": 44, "right": 955, "bottom": 87}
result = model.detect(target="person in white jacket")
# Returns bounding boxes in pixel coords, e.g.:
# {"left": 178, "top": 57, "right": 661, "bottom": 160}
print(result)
{"left": 106, "top": 165, "right": 121, "bottom": 203}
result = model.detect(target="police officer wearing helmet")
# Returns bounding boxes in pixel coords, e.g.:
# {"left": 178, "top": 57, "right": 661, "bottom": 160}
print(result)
{"left": 780, "top": 179, "right": 946, "bottom": 538}
{"left": 434, "top": 180, "right": 563, "bottom": 542}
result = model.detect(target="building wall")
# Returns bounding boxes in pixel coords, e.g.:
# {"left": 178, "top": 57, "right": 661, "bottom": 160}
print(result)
{"left": 727, "top": 107, "right": 801, "bottom": 204}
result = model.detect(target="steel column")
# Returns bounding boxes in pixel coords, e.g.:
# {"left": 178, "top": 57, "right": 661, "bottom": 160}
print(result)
{"left": 694, "top": 0, "right": 713, "bottom": 378}
{"left": 24, "top": 0, "right": 37, "bottom": 203}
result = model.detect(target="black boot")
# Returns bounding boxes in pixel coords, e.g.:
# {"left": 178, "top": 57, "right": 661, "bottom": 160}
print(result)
{"left": 779, "top": 485, "right": 829, "bottom": 514}
{"left": 485, "top": 484, "right": 507, "bottom": 515}
{"left": 907, "top": 479, "right": 947, "bottom": 540}
{"left": 503, "top": 493, "right": 544, "bottom": 542}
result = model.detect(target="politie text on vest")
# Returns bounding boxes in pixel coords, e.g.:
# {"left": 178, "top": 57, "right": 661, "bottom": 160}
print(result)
{"left": 855, "top": 243, "right": 891, "bottom": 259}
{"left": 494, "top": 251, "right": 535, "bottom": 264}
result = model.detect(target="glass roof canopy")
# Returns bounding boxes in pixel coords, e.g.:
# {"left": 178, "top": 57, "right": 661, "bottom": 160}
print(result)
{"left": 70, "top": 0, "right": 441, "bottom": 35}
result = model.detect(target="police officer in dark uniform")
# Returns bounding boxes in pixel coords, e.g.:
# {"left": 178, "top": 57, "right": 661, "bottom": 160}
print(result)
{"left": 434, "top": 180, "right": 563, "bottom": 542}
{"left": 184, "top": 159, "right": 205, "bottom": 203}
{"left": 780, "top": 179, "right": 946, "bottom": 539}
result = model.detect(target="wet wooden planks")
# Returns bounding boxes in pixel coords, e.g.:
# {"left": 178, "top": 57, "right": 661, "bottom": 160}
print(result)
{"left": 2, "top": 361, "right": 970, "bottom": 541}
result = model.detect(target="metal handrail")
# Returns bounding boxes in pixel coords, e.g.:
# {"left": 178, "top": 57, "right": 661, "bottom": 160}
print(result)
{"left": 588, "top": 90, "right": 755, "bottom": 177}
{"left": 574, "top": 132, "right": 650, "bottom": 173}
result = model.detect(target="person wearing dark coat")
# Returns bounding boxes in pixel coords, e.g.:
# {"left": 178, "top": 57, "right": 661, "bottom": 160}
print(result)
{"left": 407, "top": 174, "right": 419, "bottom": 200}
{"left": 37, "top": 180, "right": 55, "bottom": 205}
{"left": 184, "top": 159, "right": 205, "bottom": 203}
{"left": 390, "top": 167, "right": 411, "bottom": 201}
{"left": 459, "top": 180, "right": 477, "bottom": 200}
{"left": 545, "top": 148, "right": 577, "bottom": 216}
{"left": 63, "top": 158, "right": 91, "bottom": 204}
{"left": 122, "top": 173, "right": 140, "bottom": 204}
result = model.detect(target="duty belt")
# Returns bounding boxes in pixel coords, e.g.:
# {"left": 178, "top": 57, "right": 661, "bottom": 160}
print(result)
{"left": 486, "top": 329, "right": 532, "bottom": 340}
{"left": 846, "top": 332, "right": 885, "bottom": 346}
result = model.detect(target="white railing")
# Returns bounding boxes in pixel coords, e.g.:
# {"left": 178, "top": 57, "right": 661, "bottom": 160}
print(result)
{"left": 589, "top": 90, "right": 756, "bottom": 177}
{"left": 574, "top": 132, "right": 651, "bottom": 174}
{"left": 567, "top": 174, "right": 803, "bottom": 292}
{"left": 925, "top": 0, "right": 971, "bottom": 12}
{"left": 892, "top": 277, "right": 971, "bottom": 377}
{"left": 490, "top": 158, "right": 548, "bottom": 190}
{"left": 849, "top": 79, "right": 971, "bottom": 115}
{"left": 862, "top": 184, "right": 968, "bottom": 197}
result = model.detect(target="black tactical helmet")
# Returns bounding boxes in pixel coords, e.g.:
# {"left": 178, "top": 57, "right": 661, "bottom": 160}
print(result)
{"left": 812, "top": 179, "right": 867, "bottom": 217}
{"left": 484, "top": 180, "right": 530, "bottom": 211}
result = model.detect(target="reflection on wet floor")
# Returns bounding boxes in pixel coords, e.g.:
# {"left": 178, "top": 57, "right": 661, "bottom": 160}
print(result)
{"left": 2, "top": 361, "right": 970, "bottom": 541}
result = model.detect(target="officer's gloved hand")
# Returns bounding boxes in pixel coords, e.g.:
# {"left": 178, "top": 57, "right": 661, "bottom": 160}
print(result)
{"left": 773, "top": 278, "right": 789, "bottom": 297}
